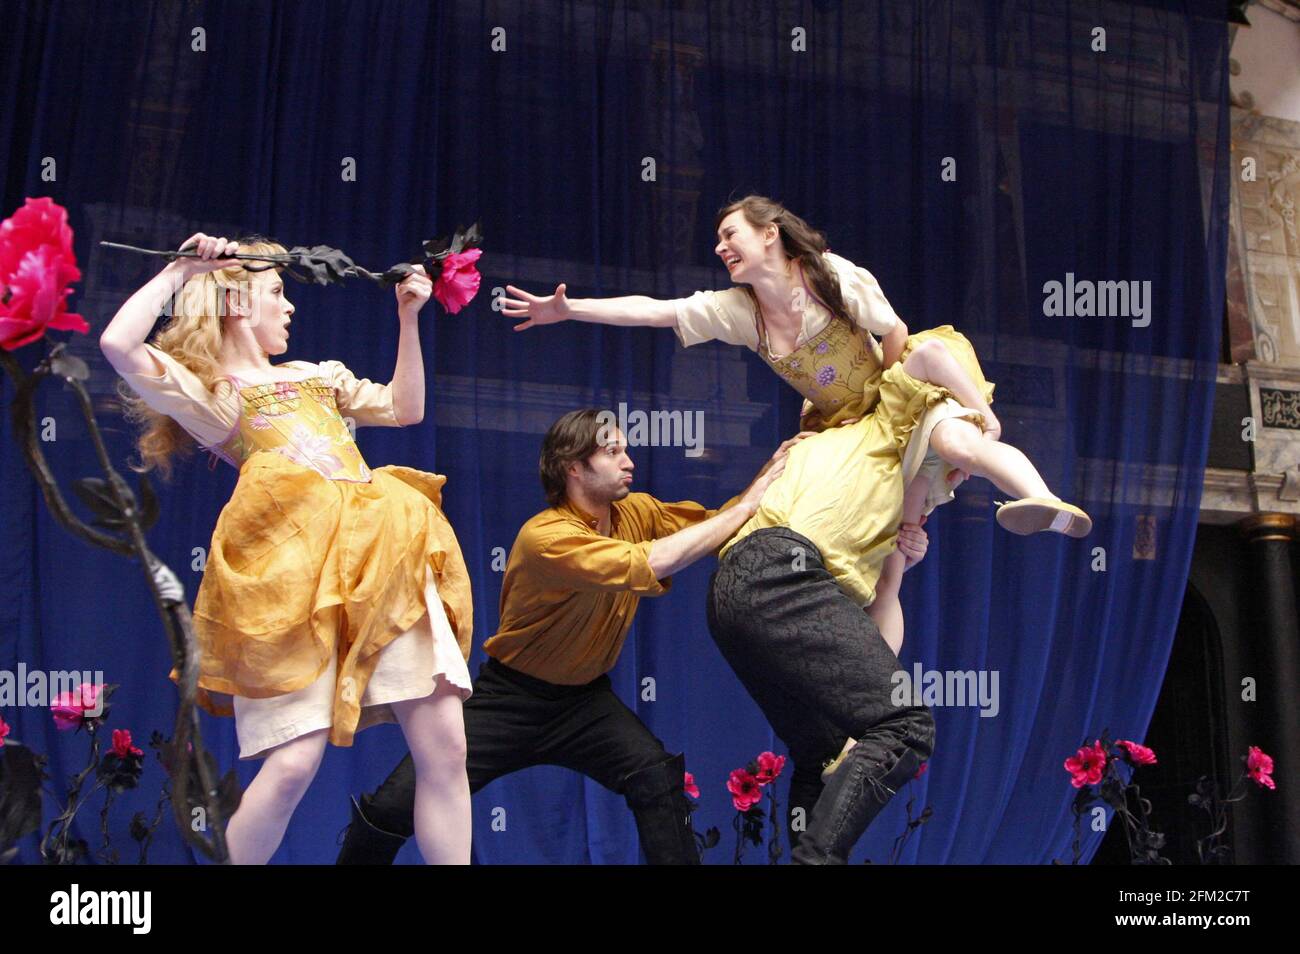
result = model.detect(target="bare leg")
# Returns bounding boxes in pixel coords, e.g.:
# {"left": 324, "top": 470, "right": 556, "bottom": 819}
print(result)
{"left": 866, "top": 472, "right": 932, "bottom": 655}
{"left": 836, "top": 476, "right": 935, "bottom": 778}
{"left": 901, "top": 338, "right": 1001, "bottom": 440}
{"left": 225, "top": 728, "right": 329, "bottom": 865}
{"left": 391, "top": 677, "right": 471, "bottom": 865}
{"left": 867, "top": 560, "right": 905, "bottom": 658}
{"left": 928, "top": 417, "right": 1053, "bottom": 500}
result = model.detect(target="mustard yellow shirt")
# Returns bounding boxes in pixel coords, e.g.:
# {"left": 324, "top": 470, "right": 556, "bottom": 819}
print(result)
{"left": 482, "top": 492, "right": 725, "bottom": 684}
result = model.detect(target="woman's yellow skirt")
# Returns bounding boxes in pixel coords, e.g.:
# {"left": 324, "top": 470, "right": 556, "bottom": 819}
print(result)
{"left": 893, "top": 325, "right": 996, "bottom": 516}
{"left": 179, "top": 451, "right": 474, "bottom": 749}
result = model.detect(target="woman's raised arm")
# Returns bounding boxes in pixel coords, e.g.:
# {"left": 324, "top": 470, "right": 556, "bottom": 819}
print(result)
{"left": 99, "top": 233, "right": 238, "bottom": 376}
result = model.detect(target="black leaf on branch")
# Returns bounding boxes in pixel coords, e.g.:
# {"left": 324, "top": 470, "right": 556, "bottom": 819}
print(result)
{"left": 741, "top": 805, "right": 765, "bottom": 848}
{"left": 73, "top": 475, "right": 159, "bottom": 534}
{"left": 47, "top": 349, "right": 89, "bottom": 383}
{"left": 154, "top": 734, "right": 242, "bottom": 826}
{"left": 423, "top": 222, "right": 483, "bottom": 260}
{"left": 46, "top": 837, "right": 89, "bottom": 866}
{"left": 0, "top": 741, "right": 46, "bottom": 862}
{"left": 100, "top": 222, "right": 482, "bottom": 291}
{"left": 97, "top": 749, "right": 146, "bottom": 793}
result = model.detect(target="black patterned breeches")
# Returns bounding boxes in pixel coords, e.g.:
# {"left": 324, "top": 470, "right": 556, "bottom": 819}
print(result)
{"left": 706, "top": 527, "right": 935, "bottom": 826}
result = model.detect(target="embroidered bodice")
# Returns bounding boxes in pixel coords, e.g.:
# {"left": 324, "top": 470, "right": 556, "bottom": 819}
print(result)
{"left": 755, "top": 286, "right": 887, "bottom": 423}
{"left": 208, "top": 374, "right": 373, "bottom": 482}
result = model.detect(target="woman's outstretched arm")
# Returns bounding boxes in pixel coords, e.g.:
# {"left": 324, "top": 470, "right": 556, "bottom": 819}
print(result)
{"left": 501, "top": 283, "right": 677, "bottom": 331}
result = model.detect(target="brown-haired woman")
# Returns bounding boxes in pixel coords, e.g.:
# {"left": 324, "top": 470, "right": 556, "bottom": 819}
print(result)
{"left": 502, "top": 198, "right": 1093, "bottom": 861}
{"left": 503, "top": 195, "right": 1089, "bottom": 650}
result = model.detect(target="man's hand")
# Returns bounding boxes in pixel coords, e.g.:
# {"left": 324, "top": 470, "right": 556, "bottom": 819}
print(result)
{"left": 897, "top": 517, "right": 929, "bottom": 570}
{"left": 740, "top": 431, "right": 814, "bottom": 512}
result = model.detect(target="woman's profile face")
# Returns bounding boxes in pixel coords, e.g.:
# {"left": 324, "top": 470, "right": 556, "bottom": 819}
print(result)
{"left": 229, "top": 271, "right": 295, "bottom": 355}
{"left": 714, "top": 210, "right": 773, "bottom": 283}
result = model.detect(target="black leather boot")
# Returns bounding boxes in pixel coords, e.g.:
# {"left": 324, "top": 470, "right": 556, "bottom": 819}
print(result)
{"left": 335, "top": 795, "right": 410, "bottom": 865}
{"left": 622, "top": 752, "right": 702, "bottom": 865}
{"left": 786, "top": 765, "right": 825, "bottom": 855}
{"left": 790, "top": 743, "right": 924, "bottom": 865}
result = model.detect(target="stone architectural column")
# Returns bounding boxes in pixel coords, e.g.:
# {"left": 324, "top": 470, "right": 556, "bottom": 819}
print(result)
{"left": 1238, "top": 513, "right": 1300, "bottom": 863}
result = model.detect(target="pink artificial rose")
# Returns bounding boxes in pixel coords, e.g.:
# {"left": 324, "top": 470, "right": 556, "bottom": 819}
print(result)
{"left": 0, "top": 197, "right": 87, "bottom": 350}
{"left": 755, "top": 751, "right": 786, "bottom": 786}
{"left": 432, "top": 248, "right": 482, "bottom": 314}
{"left": 727, "top": 768, "right": 763, "bottom": 812}
{"left": 50, "top": 682, "right": 102, "bottom": 731}
{"left": 683, "top": 771, "right": 700, "bottom": 800}
{"left": 0, "top": 714, "right": 10, "bottom": 744}
{"left": 1064, "top": 739, "right": 1107, "bottom": 788}
{"left": 1246, "top": 746, "right": 1275, "bottom": 791}
{"left": 1117, "top": 740, "right": 1158, "bottom": 766}
{"left": 110, "top": 728, "right": 143, "bottom": 758}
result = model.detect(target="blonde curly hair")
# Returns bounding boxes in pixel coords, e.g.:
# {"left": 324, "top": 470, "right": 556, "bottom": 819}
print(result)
{"left": 119, "top": 237, "right": 286, "bottom": 479}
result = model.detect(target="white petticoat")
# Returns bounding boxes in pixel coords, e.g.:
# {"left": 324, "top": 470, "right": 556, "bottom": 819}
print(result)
{"left": 901, "top": 396, "right": 986, "bottom": 517}
{"left": 232, "top": 567, "right": 473, "bottom": 760}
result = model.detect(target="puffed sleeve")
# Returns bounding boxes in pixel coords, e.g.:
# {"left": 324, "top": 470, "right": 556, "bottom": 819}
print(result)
{"left": 317, "top": 360, "right": 400, "bottom": 428}
{"left": 115, "top": 343, "right": 240, "bottom": 449}
{"left": 824, "top": 252, "right": 900, "bottom": 337}
{"left": 671, "top": 287, "right": 761, "bottom": 350}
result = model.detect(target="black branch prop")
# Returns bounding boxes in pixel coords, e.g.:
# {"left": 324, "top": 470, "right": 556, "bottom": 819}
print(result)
{"left": 99, "top": 222, "right": 483, "bottom": 289}
{"left": 0, "top": 343, "right": 234, "bottom": 864}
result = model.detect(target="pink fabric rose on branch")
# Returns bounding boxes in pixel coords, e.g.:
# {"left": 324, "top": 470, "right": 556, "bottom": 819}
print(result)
{"left": 726, "top": 768, "right": 762, "bottom": 812}
{"left": 684, "top": 771, "right": 700, "bottom": 800}
{"left": 50, "top": 683, "right": 103, "bottom": 731}
{"left": 110, "top": 728, "right": 143, "bottom": 758}
{"left": 0, "top": 197, "right": 87, "bottom": 350}
{"left": 1117, "top": 740, "right": 1158, "bottom": 766}
{"left": 754, "top": 751, "right": 786, "bottom": 786}
{"left": 1064, "top": 739, "right": 1107, "bottom": 788}
{"left": 1246, "top": 746, "right": 1275, "bottom": 790}
{"left": 432, "top": 248, "right": 482, "bottom": 314}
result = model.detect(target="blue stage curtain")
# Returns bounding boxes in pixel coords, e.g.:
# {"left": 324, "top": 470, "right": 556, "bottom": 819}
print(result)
{"left": 0, "top": 0, "right": 1227, "bottom": 863}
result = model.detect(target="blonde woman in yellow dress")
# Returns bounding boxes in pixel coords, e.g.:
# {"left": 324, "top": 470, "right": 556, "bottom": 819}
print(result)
{"left": 100, "top": 233, "right": 474, "bottom": 864}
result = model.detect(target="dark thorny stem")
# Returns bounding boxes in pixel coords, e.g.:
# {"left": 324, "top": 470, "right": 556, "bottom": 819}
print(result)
{"left": 1, "top": 345, "right": 229, "bottom": 863}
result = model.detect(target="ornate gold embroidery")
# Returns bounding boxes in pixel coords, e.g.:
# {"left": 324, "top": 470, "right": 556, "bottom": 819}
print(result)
{"left": 758, "top": 317, "right": 884, "bottom": 417}
{"left": 212, "top": 375, "right": 371, "bottom": 482}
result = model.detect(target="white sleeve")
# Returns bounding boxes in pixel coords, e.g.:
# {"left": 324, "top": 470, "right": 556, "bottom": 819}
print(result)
{"left": 824, "top": 252, "right": 900, "bottom": 337}
{"left": 115, "top": 344, "right": 240, "bottom": 448}
{"left": 671, "top": 287, "right": 760, "bottom": 350}
{"left": 317, "top": 360, "right": 400, "bottom": 427}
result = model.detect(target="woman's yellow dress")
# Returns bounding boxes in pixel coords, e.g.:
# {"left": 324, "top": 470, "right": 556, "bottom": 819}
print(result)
{"left": 121, "top": 346, "right": 473, "bottom": 756}
{"left": 673, "top": 252, "right": 996, "bottom": 606}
